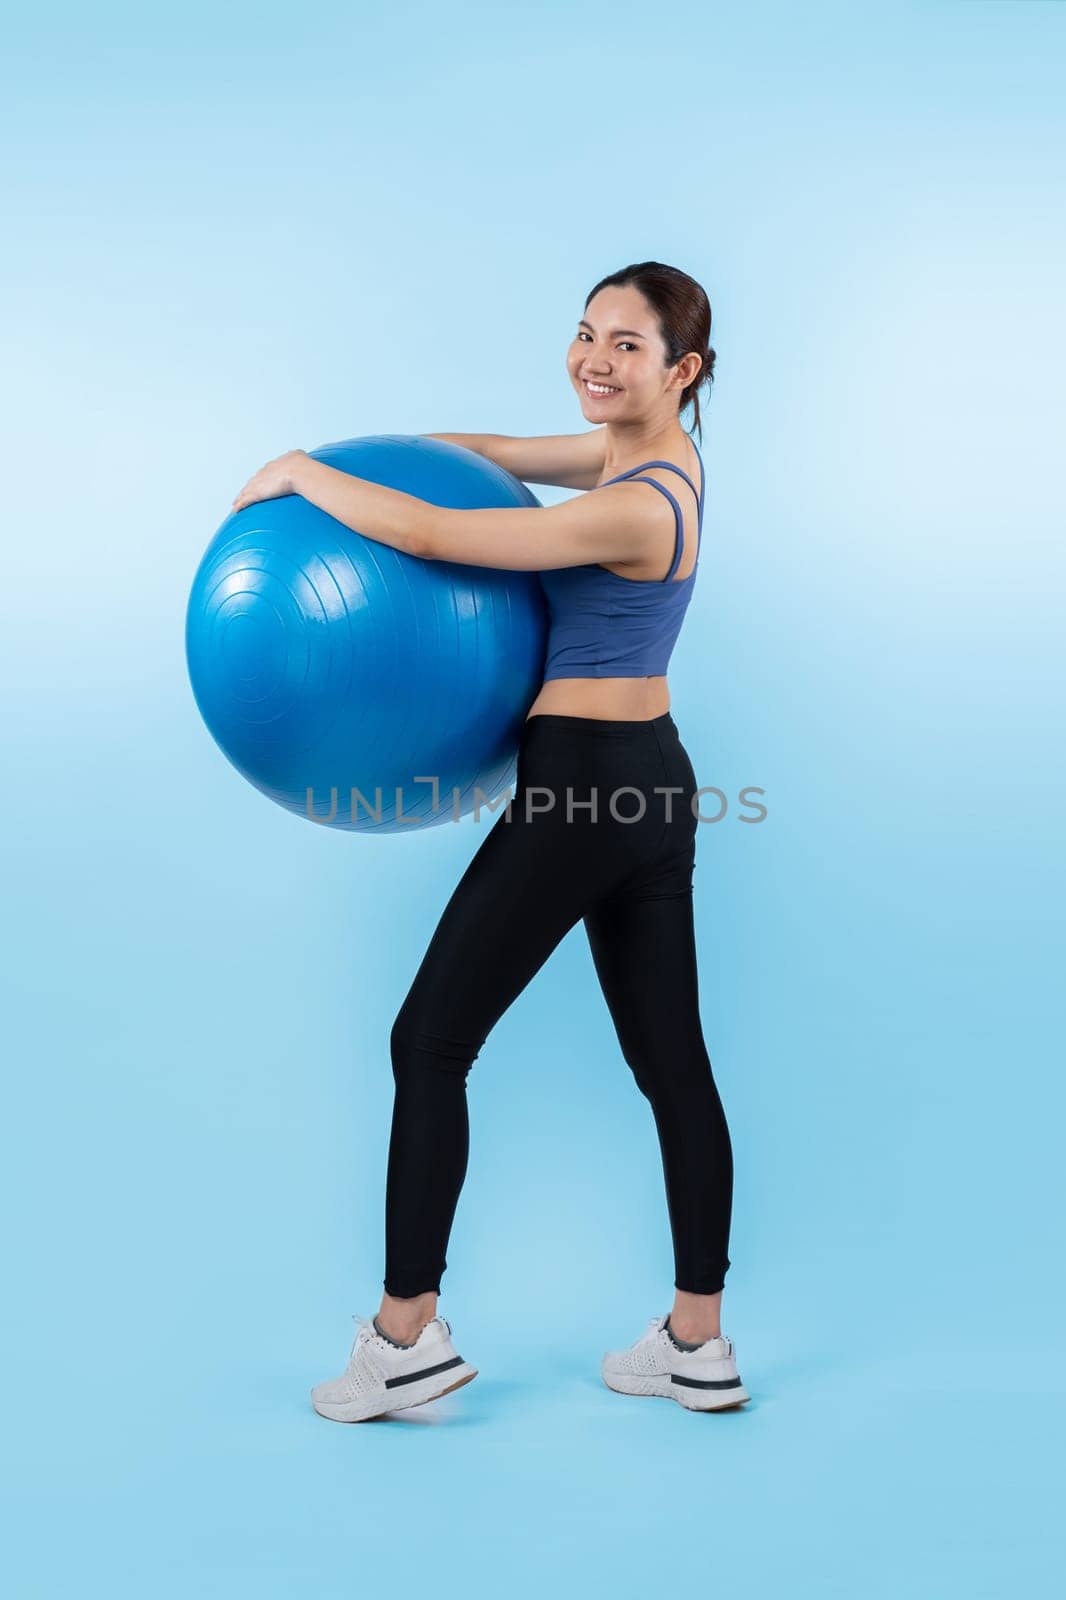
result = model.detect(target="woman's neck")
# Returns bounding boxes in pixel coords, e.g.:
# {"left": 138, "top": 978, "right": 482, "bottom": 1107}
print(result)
{"left": 601, "top": 421, "right": 694, "bottom": 480}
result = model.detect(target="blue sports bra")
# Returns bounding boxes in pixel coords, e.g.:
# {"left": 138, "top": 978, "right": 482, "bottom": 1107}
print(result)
{"left": 538, "top": 442, "right": 705, "bottom": 680}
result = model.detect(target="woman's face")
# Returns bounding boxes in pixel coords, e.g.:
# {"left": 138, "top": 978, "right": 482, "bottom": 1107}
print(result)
{"left": 567, "top": 285, "right": 675, "bottom": 424}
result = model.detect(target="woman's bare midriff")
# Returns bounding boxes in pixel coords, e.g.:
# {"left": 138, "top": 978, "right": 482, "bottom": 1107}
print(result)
{"left": 524, "top": 676, "right": 670, "bottom": 723}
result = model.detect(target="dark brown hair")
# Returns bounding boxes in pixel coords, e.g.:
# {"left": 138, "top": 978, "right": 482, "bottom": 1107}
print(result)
{"left": 584, "top": 261, "right": 716, "bottom": 441}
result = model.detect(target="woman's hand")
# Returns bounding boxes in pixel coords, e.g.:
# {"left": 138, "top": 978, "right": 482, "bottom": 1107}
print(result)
{"left": 231, "top": 449, "right": 311, "bottom": 513}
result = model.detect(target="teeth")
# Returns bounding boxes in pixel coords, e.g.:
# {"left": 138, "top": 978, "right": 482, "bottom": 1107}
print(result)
{"left": 586, "top": 381, "right": 620, "bottom": 395}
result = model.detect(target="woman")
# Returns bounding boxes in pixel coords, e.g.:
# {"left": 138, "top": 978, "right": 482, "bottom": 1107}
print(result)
{"left": 232, "top": 260, "right": 748, "bottom": 1421}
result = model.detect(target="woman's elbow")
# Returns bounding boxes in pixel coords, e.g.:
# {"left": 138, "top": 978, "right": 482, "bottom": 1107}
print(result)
{"left": 406, "top": 506, "right": 439, "bottom": 561}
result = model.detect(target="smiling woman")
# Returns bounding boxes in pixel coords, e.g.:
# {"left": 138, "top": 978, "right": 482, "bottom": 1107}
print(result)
{"left": 245, "top": 263, "right": 746, "bottom": 1423}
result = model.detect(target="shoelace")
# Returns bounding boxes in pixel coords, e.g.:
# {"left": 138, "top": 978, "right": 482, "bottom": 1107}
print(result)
{"left": 347, "top": 1313, "right": 377, "bottom": 1362}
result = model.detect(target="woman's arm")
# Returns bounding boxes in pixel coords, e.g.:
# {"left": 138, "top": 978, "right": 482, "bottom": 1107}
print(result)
{"left": 423, "top": 432, "right": 492, "bottom": 455}
{"left": 422, "top": 484, "right": 669, "bottom": 570}
{"left": 290, "top": 455, "right": 670, "bottom": 572}
{"left": 290, "top": 456, "right": 428, "bottom": 555}
{"left": 424, "top": 429, "right": 608, "bottom": 490}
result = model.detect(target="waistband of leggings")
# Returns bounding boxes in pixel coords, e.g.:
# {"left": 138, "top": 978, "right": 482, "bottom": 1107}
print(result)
{"left": 521, "top": 711, "right": 678, "bottom": 739}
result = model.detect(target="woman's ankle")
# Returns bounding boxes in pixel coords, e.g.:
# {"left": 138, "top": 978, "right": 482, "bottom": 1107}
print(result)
{"left": 377, "top": 1290, "right": 438, "bottom": 1343}
{"left": 668, "top": 1287, "right": 723, "bottom": 1344}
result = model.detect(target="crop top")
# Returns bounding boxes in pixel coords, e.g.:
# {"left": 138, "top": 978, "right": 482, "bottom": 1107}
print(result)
{"left": 537, "top": 443, "right": 705, "bottom": 680}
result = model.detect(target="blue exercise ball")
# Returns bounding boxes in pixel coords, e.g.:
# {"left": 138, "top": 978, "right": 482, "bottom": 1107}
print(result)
{"left": 185, "top": 434, "right": 548, "bottom": 832}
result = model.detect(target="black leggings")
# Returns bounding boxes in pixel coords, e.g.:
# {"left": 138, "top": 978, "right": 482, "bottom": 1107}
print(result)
{"left": 384, "top": 711, "right": 734, "bottom": 1299}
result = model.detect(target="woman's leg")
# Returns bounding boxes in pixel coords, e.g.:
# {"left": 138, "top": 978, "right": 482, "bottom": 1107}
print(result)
{"left": 382, "top": 758, "right": 649, "bottom": 1315}
{"left": 583, "top": 838, "right": 734, "bottom": 1334}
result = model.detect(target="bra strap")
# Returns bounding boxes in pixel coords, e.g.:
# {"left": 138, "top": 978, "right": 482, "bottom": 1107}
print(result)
{"left": 628, "top": 477, "right": 685, "bottom": 582}
{"left": 602, "top": 459, "right": 700, "bottom": 504}
{"left": 599, "top": 454, "right": 704, "bottom": 577}
{"left": 691, "top": 442, "right": 706, "bottom": 521}
{"left": 691, "top": 441, "right": 705, "bottom": 565}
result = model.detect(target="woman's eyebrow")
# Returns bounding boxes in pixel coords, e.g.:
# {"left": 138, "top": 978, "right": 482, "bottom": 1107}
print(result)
{"left": 578, "top": 319, "right": 646, "bottom": 339}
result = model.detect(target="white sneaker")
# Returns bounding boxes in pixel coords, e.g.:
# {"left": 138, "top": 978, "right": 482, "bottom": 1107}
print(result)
{"left": 311, "top": 1313, "right": 478, "bottom": 1423}
{"left": 602, "top": 1314, "right": 750, "bottom": 1411}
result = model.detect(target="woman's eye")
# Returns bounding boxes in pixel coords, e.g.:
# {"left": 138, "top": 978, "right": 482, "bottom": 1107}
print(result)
{"left": 576, "top": 332, "right": 637, "bottom": 351}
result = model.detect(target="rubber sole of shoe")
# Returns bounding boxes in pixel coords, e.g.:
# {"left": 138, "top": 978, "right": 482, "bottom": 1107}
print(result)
{"left": 312, "top": 1361, "right": 479, "bottom": 1423}
{"left": 602, "top": 1370, "right": 750, "bottom": 1411}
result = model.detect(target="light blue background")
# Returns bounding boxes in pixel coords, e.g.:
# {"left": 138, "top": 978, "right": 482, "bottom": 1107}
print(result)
{"left": 2, "top": 1, "right": 1062, "bottom": 1594}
